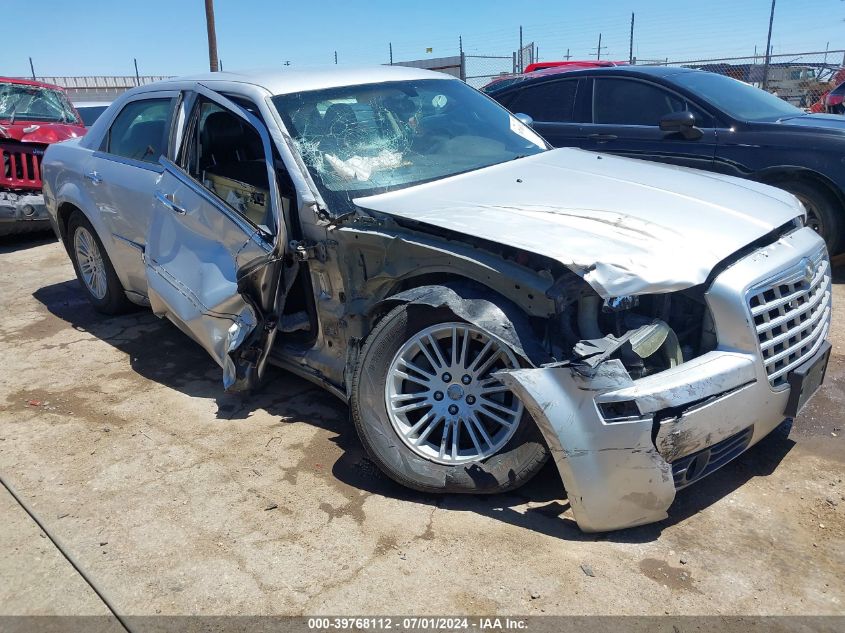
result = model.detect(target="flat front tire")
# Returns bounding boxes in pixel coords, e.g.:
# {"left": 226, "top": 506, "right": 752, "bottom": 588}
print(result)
{"left": 351, "top": 303, "right": 549, "bottom": 494}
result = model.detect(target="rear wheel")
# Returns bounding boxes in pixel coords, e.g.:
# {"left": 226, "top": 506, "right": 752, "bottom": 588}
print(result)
{"left": 351, "top": 303, "right": 549, "bottom": 494}
{"left": 67, "top": 212, "right": 133, "bottom": 314}
{"left": 777, "top": 180, "right": 842, "bottom": 254}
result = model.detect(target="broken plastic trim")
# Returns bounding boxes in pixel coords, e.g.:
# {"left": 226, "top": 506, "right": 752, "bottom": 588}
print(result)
{"left": 571, "top": 318, "right": 681, "bottom": 372}
{"left": 495, "top": 361, "right": 676, "bottom": 532}
{"left": 376, "top": 282, "right": 552, "bottom": 366}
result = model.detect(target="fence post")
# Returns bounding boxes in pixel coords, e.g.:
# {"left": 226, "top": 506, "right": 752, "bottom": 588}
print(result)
{"left": 629, "top": 13, "right": 635, "bottom": 64}
{"left": 460, "top": 52, "right": 466, "bottom": 81}
{"left": 762, "top": 0, "right": 776, "bottom": 90}
{"left": 512, "top": 52, "right": 517, "bottom": 74}
{"left": 518, "top": 26, "right": 523, "bottom": 73}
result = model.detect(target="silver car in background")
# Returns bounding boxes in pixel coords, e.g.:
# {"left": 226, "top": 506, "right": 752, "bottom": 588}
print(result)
{"left": 41, "top": 67, "right": 831, "bottom": 532}
{"left": 73, "top": 101, "right": 112, "bottom": 128}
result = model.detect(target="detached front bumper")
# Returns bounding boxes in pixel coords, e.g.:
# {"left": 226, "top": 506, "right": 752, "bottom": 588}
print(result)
{"left": 497, "top": 227, "right": 832, "bottom": 533}
{"left": 0, "top": 191, "right": 51, "bottom": 236}
{"left": 498, "top": 352, "right": 788, "bottom": 532}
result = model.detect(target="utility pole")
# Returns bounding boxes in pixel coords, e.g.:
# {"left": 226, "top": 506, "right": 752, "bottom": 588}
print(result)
{"left": 334, "top": 51, "right": 338, "bottom": 64}
{"left": 389, "top": 42, "right": 393, "bottom": 65}
{"left": 629, "top": 13, "right": 635, "bottom": 64}
{"left": 204, "top": 0, "right": 219, "bottom": 72}
{"left": 518, "top": 26, "right": 523, "bottom": 72}
{"left": 133, "top": 58, "right": 140, "bottom": 85}
{"left": 595, "top": 33, "right": 607, "bottom": 60}
{"left": 564, "top": 48, "right": 571, "bottom": 61}
{"left": 762, "top": 0, "right": 776, "bottom": 90}
{"left": 459, "top": 36, "right": 466, "bottom": 81}
{"left": 28, "top": 57, "right": 36, "bottom": 80}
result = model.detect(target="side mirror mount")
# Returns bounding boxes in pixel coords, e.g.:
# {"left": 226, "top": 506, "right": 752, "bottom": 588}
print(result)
{"left": 514, "top": 112, "right": 534, "bottom": 128}
{"left": 659, "top": 111, "right": 702, "bottom": 140}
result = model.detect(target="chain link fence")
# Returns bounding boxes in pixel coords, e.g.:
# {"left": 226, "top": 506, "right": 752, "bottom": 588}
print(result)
{"left": 640, "top": 50, "right": 845, "bottom": 109}
{"left": 398, "top": 42, "right": 845, "bottom": 110}
{"left": 463, "top": 54, "right": 517, "bottom": 88}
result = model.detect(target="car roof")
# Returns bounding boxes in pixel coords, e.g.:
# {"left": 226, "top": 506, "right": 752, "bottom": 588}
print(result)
{"left": 149, "top": 66, "right": 454, "bottom": 96}
{"left": 487, "top": 64, "right": 698, "bottom": 93}
{"left": 0, "top": 76, "right": 65, "bottom": 91}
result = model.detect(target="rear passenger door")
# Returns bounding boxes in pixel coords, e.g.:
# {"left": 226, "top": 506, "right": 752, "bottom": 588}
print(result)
{"left": 85, "top": 92, "right": 177, "bottom": 294}
{"left": 144, "top": 87, "right": 289, "bottom": 393}
{"left": 500, "top": 79, "right": 586, "bottom": 147}
{"left": 584, "top": 77, "right": 717, "bottom": 169}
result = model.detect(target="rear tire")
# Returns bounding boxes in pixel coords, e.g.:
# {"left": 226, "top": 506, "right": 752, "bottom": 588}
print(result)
{"left": 351, "top": 302, "right": 549, "bottom": 494}
{"left": 777, "top": 180, "right": 843, "bottom": 254}
{"left": 67, "top": 212, "right": 133, "bottom": 314}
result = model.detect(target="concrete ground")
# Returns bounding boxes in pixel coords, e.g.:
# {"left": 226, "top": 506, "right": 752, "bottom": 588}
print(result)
{"left": 0, "top": 234, "right": 843, "bottom": 617}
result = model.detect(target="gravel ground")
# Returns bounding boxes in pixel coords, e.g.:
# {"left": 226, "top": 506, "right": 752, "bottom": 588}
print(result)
{"left": 0, "top": 234, "right": 843, "bottom": 618}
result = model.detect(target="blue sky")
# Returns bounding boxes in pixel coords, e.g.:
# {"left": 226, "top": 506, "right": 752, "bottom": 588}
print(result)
{"left": 6, "top": 0, "right": 844, "bottom": 77}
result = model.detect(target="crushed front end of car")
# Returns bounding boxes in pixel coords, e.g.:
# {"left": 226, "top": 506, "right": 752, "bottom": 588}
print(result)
{"left": 496, "top": 226, "right": 831, "bottom": 532}
{"left": 0, "top": 140, "right": 51, "bottom": 235}
{"left": 0, "top": 78, "right": 86, "bottom": 236}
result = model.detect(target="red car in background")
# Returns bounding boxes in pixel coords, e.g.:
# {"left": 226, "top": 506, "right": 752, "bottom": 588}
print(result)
{"left": 481, "top": 60, "right": 626, "bottom": 92}
{"left": 1, "top": 77, "right": 86, "bottom": 236}
{"left": 824, "top": 81, "right": 845, "bottom": 114}
{"left": 522, "top": 60, "right": 625, "bottom": 73}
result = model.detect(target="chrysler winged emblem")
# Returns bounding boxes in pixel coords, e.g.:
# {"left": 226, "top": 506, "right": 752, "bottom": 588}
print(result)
{"left": 802, "top": 258, "right": 814, "bottom": 284}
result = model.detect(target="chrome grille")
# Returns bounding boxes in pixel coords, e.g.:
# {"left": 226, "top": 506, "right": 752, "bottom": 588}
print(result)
{"left": 747, "top": 248, "right": 832, "bottom": 388}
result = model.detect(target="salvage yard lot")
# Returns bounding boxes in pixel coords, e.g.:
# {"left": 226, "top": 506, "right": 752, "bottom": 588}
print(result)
{"left": 1, "top": 235, "right": 843, "bottom": 616}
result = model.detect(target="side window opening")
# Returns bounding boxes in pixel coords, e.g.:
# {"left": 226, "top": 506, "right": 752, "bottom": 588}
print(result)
{"left": 104, "top": 98, "right": 171, "bottom": 163}
{"left": 508, "top": 80, "right": 579, "bottom": 122}
{"left": 184, "top": 99, "right": 272, "bottom": 228}
{"left": 592, "top": 78, "right": 714, "bottom": 127}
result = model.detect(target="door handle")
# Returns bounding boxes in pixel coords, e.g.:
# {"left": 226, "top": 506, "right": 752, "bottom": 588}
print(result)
{"left": 588, "top": 134, "right": 618, "bottom": 142}
{"left": 155, "top": 191, "right": 186, "bottom": 215}
{"left": 84, "top": 170, "right": 102, "bottom": 185}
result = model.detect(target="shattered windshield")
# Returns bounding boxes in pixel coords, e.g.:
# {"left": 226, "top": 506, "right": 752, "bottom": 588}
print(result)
{"left": 0, "top": 82, "right": 80, "bottom": 124}
{"left": 272, "top": 79, "right": 547, "bottom": 203}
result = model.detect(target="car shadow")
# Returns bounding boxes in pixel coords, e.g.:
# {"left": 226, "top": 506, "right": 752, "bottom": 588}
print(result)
{"left": 32, "top": 278, "right": 796, "bottom": 543}
{"left": 0, "top": 231, "right": 56, "bottom": 254}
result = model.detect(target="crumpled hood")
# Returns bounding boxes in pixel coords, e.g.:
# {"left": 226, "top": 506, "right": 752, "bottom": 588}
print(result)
{"left": 0, "top": 121, "right": 85, "bottom": 144}
{"left": 355, "top": 148, "right": 802, "bottom": 298}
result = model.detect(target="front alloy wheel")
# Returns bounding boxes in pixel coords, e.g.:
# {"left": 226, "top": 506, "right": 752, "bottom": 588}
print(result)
{"left": 385, "top": 323, "right": 524, "bottom": 465}
{"left": 351, "top": 302, "right": 549, "bottom": 494}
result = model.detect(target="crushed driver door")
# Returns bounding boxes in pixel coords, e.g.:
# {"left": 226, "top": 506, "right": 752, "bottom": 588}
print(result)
{"left": 144, "top": 87, "right": 288, "bottom": 392}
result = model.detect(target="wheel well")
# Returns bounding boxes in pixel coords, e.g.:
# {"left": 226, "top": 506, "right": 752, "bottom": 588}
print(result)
{"left": 758, "top": 169, "right": 844, "bottom": 210}
{"left": 364, "top": 273, "right": 552, "bottom": 367}
{"left": 56, "top": 202, "right": 82, "bottom": 244}
{"left": 368, "top": 273, "right": 515, "bottom": 328}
